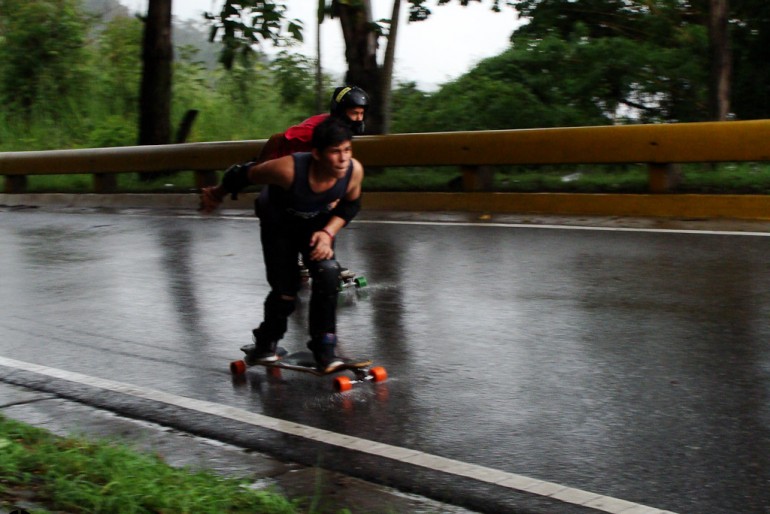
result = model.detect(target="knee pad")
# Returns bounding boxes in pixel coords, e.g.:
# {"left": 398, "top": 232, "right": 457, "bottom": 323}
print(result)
{"left": 311, "top": 259, "right": 341, "bottom": 294}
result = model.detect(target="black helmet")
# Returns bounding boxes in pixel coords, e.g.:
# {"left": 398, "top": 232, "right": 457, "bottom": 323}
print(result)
{"left": 329, "top": 86, "right": 369, "bottom": 134}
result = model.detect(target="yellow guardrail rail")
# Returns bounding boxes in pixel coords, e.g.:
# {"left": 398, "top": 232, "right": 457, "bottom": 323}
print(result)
{"left": 2, "top": 119, "right": 770, "bottom": 197}
{"left": 0, "top": 140, "right": 265, "bottom": 177}
{"left": 353, "top": 120, "right": 770, "bottom": 165}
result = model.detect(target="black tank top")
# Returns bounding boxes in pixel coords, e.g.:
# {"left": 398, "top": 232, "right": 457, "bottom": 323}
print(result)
{"left": 257, "top": 152, "right": 353, "bottom": 225}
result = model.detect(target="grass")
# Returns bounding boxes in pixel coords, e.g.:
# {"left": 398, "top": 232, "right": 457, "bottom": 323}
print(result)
{"left": 11, "top": 162, "right": 770, "bottom": 195}
{"left": 20, "top": 172, "right": 202, "bottom": 194}
{"left": 0, "top": 414, "right": 304, "bottom": 514}
{"left": 371, "top": 162, "right": 770, "bottom": 193}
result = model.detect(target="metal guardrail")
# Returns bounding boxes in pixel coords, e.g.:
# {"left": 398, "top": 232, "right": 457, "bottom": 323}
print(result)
{"left": 3, "top": 119, "right": 770, "bottom": 194}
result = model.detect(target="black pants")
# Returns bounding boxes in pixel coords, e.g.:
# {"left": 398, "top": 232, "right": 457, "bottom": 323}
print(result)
{"left": 258, "top": 221, "right": 341, "bottom": 343}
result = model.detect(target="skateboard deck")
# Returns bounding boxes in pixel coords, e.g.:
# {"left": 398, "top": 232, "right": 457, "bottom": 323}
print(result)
{"left": 230, "top": 346, "right": 387, "bottom": 392}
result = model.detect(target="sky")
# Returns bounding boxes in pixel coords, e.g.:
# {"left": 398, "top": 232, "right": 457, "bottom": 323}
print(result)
{"left": 125, "top": 1, "right": 523, "bottom": 91}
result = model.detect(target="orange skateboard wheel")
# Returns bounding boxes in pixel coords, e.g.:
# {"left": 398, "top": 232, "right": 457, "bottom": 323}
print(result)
{"left": 369, "top": 366, "right": 387, "bottom": 383}
{"left": 230, "top": 360, "right": 246, "bottom": 374}
{"left": 334, "top": 376, "right": 353, "bottom": 392}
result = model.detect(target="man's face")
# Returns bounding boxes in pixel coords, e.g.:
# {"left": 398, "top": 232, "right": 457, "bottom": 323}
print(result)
{"left": 345, "top": 107, "right": 365, "bottom": 122}
{"left": 316, "top": 140, "right": 353, "bottom": 179}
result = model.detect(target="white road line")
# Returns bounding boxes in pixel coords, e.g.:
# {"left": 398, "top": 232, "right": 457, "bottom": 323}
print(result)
{"left": 0, "top": 356, "right": 677, "bottom": 514}
{"left": 190, "top": 214, "right": 770, "bottom": 237}
{"left": 354, "top": 219, "right": 770, "bottom": 237}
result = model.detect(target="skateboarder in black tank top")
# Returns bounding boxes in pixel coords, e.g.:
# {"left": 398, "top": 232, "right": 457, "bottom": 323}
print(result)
{"left": 200, "top": 117, "right": 364, "bottom": 372}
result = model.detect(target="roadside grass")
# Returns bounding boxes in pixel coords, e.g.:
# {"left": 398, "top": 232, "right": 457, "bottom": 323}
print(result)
{"left": 14, "top": 162, "right": 770, "bottom": 194}
{"left": 23, "top": 172, "right": 201, "bottom": 194}
{"left": 0, "top": 414, "right": 303, "bottom": 514}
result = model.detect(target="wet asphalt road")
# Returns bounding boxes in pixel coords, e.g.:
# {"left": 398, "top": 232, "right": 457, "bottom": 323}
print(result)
{"left": 1, "top": 206, "right": 770, "bottom": 513}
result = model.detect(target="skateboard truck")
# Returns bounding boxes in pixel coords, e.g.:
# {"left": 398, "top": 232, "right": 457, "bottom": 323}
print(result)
{"left": 333, "top": 366, "right": 388, "bottom": 392}
{"left": 338, "top": 271, "right": 367, "bottom": 291}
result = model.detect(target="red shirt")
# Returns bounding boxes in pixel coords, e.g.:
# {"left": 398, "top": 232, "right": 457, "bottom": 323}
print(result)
{"left": 260, "top": 113, "right": 330, "bottom": 161}
{"left": 284, "top": 113, "right": 330, "bottom": 143}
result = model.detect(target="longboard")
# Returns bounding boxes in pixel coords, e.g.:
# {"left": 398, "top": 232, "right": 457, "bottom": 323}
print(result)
{"left": 230, "top": 347, "right": 387, "bottom": 392}
{"left": 338, "top": 269, "right": 368, "bottom": 290}
{"left": 299, "top": 261, "right": 368, "bottom": 290}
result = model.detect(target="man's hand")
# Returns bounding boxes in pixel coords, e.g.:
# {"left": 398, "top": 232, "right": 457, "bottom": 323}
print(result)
{"left": 309, "top": 230, "right": 335, "bottom": 261}
{"left": 199, "top": 185, "right": 227, "bottom": 213}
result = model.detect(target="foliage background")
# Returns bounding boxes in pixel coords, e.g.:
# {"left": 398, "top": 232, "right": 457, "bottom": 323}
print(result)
{"left": 2, "top": 0, "right": 770, "bottom": 193}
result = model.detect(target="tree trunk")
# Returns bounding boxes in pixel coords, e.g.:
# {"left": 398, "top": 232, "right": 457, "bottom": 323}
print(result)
{"left": 709, "top": 0, "right": 731, "bottom": 120}
{"left": 139, "top": 0, "right": 173, "bottom": 148}
{"left": 315, "top": 0, "right": 324, "bottom": 113}
{"left": 334, "top": 0, "right": 383, "bottom": 134}
{"left": 381, "top": 0, "right": 401, "bottom": 134}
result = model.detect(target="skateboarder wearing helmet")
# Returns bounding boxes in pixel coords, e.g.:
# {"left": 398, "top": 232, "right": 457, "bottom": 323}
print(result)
{"left": 258, "top": 85, "right": 370, "bottom": 161}
{"left": 257, "top": 85, "right": 369, "bottom": 278}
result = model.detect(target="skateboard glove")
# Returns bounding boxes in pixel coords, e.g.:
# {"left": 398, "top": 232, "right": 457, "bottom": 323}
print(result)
{"left": 222, "top": 162, "right": 254, "bottom": 200}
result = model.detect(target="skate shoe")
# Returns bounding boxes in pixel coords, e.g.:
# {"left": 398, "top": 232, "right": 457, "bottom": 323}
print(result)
{"left": 244, "top": 329, "right": 279, "bottom": 365}
{"left": 307, "top": 333, "right": 344, "bottom": 373}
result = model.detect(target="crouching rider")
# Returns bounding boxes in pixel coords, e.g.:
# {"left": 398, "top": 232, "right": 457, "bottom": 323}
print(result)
{"left": 200, "top": 117, "right": 364, "bottom": 372}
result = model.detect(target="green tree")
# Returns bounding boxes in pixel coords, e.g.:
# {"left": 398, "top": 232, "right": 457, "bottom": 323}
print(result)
{"left": 97, "top": 15, "right": 143, "bottom": 117}
{"left": 392, "top": 73, "right": 567, "bottom": 132}
{"left": 271, "top": 50, "right": 317, "bottom": 109}
{"left": 730, "top": 0, "right": 770, "bottom": 119}
{"left": 206, "top": 0, "right": 517, "bottom": 134}
{"left": 0, "top": 0, "right": 90, "bottom": 117}
{"left": 510, "top": 0, "right": 710, "bottom": 122}
{"left": 82, "top": 15, "right": 143, "bottom": 148}
{"left": 390, "top": 43, "right": 610, "bottom": 134}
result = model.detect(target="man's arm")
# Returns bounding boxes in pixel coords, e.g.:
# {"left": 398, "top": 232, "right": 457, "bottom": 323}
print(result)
{"left": 329, "top": 159, "right": 364, "bottom": 225}
{"left": 199, "top": 155, "right": 294, "bottom": 213}
{"left": 308, "top": 159, "right": 364, "bottom": 261}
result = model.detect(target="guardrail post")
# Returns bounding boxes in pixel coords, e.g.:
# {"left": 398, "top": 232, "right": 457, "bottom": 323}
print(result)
{"left": 4, "top": 175, "right": 27, "bottom": 194}
{"left": 175, "top": 109, "right": 199, "bottom": 144}
{"left": 461, "top": 165, "right": 494, "bottom": 191}
{"left": 648, "top": 163, "right": 681, "bottom": 193}
{"left": 93, "top": 173, "right": 117, "bottom": 193}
